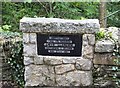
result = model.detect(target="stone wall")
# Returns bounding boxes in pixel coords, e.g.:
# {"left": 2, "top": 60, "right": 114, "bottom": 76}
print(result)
{"left": 93, "top": 27, "right": 120, "bottom": 87}
{"left": 0, "top": 38, "right": 12, "bottom": 82}
{"left": 94, "top": 39, "right": 115, "bottom": 65}
{"left": 0, "top": 35, "right": 22, "bottom": 87}
{"left": 20, "top": 18, "right": 120, "bottom": 87}
{"left": 1, "top": 20, "right": 119, "bottom": 87}
{"left": 20, "top": 17, "right": 100, "bottom": 87}
{"left": 94, "top": 27, "right": 120, "bottom": 65}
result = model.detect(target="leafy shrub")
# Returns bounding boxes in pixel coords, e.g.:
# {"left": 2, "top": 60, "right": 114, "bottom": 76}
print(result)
{"left": 1, "top": 31, "right": 24, "bottom": 88}
{"left": 8, "top": 41, "right": 24, "bottom": 88}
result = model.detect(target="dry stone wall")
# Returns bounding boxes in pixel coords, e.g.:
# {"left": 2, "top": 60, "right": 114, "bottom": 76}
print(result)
{"left": 20, "top": 17, "right": 100, "bottom": 87}
{"left": 0, "top": 38, "right": 12, "bottom": 82}
{"left": 0, "top": 20, "right": 119, "bottom": 87}
{"left": 94, "top": 27, "right": 120, "bottom": 65}
{"left": 93, "top": 27, "right": 120, "bottom": 87}
{"left": 0, "top": 35, "right": 22, "bottom": 87}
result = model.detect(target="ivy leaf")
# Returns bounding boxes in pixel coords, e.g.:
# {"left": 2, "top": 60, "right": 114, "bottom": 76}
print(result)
{"left": 2, "top": 25, "right": 11, "bottom": 31}
{"left": 112, "top": 66, "right": 117, "bottom": 71}
{"left": 0, "top": 26, "right": 3, "bottom": 32}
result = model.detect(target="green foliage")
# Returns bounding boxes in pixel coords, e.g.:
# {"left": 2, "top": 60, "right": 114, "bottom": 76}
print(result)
{"left": 52, "top": 2, "right": 82, "bottom": 19}
{"left": 2, "top": 2, "right": 41, "bottom": 32}
{"left": 0, "top": 25, "right": 11, "bottom": 32}
{"left": 95, "top": 28, "right": 112, "bottom": 40}
{"left": 96, "top": 31, "right": 105, "bottom": 40}
{"left": 2, "top": 2, "right": 119, "bottom": 32}
{"left": 0, "top": 25, "right": 21, "bottom": 37}
{"left": 107, "top": 2, "right": 120, "bottom": 27}
{"left": 9, "top": 41, "right": 24, "bottom": 88}
{"left": 2, "top": 2, "right": 99, "bottom": 32}
{"left": 2, "top": 32, "right": 24, "bottom": 88}
{"left": 2, "top": 25, "right": 11, "bottom": 31}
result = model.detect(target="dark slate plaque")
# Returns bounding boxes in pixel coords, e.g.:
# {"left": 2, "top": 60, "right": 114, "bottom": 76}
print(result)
{"left": 37, "top": 34, "right": 82, "bottom": 56}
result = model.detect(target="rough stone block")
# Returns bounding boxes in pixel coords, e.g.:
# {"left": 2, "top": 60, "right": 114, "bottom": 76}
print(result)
{"left": 55, "top": 64, "right": 75, "bottom": 74}
{"left": 75, "top": 58, "right": 92, "bottom": 70}
{"left": 29, "top": 33, "right": 36, "bottom": 44}
{"left": 104, "top": 27, "right": 119, "bottom": 40}
{"left": 0, "top": 46, "right": 3, "bottom": 52}
{"left": 83, "top": 34, "right": 95, "bottom": 46}
{"left": 34, "top": 56, "right": 44, "bottom": 65}
{"left": 44, "top": 57, "right": 62, "bottom": 65}
{"left": 0, "top": 59, "right": 2, "bottom": 69}
{"left": 93, "top": 53, "right": 116, "bottom": 65}
{"left": 110, "top": 27, "right": 119, "bottom": 40}
{"left": 82, "top": 34, "right": 94, "bottom": 59}
{"left": 62, "top": 57, "right": 77, "bottom": 64}
{"left": 95, "top": 40, "right": 115, "bottom": 52}
{"left": 20, "top": 17, "right": 100, "bottom": 34}
{"left": 80, "top": 71, "right": 93, "bottom": 86}
{"left": 23, "top": 33, "right": 29, "bottom": 43}
{"left": 118, "top": 28, "right": 120, "bottom": 45}
{"left": 25, "top": 74, "right": 45, "bottom": 87}
{"left": 56, "top": 71, "right": 92, "bottom": 86}
{"left": 24, "top": 65, "right": 32, "bottom": 77}
{"left": 24, "top": 56, "right": 34, "bottom": 65}
{"left": 82, "top": 45, "right": 94, "bottom": 59}
{"left": 88, "top": 34, "right": 95, "bottom": 45}
{"left": 25, "top": 65, "right": 55, "bottom": 86}
{"left": 0, "top": 52, "right": 5, "bottom": 57}
{"left": 0, "top": 56, "right": 4, "bottom": 60}
{"left": 0, "top": 73, "right": 2, "bottom": 81}
{"left": 23, "top": 44, "right": 37, "bottom": 56}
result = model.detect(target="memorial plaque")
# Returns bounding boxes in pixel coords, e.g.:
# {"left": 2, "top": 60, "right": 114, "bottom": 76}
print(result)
{"left": 37, "top": 34, "right": 82, "bottom": 56}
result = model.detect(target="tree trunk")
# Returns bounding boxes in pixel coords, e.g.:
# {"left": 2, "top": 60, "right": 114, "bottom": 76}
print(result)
{"left": 0, "top": 2, "right": 2, "bottom": 25}
{"left": 99, "top": 0, "right": 107, "bottom": 28}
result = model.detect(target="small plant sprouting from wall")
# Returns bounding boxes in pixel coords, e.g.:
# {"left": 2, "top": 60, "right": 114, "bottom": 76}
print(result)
{"left": 95, "top": 28, "right": 112, "bottom": 40}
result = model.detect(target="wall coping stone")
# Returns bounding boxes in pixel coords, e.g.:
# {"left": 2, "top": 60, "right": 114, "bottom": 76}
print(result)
{"left": 20, "top": 17, "right": 100, "bottom": 34}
